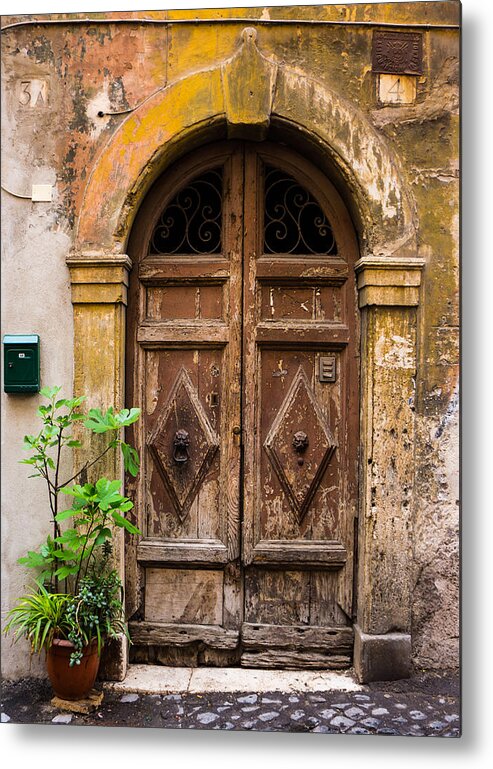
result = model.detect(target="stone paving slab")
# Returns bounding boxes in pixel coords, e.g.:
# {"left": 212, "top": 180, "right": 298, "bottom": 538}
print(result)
{"left": 107, "top": 664, "right": 192, "bottom": 694}
{"left": 106, "top": 665, "right": 363, "bottom": 695}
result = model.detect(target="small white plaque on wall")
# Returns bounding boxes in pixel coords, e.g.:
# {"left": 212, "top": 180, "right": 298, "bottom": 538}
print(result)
{"left": 18, "top": 79, "right": 48, "bottom": 107}
{"left": 31, "top": 185, "right": 53, "bottom": 202}
{"left": 378, "top": 74, "right": 417, "bottom": 105}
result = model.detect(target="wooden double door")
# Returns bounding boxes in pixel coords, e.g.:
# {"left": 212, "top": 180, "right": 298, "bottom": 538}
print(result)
{"left": 126, "top": 141, "right": 359, "bottom": 668}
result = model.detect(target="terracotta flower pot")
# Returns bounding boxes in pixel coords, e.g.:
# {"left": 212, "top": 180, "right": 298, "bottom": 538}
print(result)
{"left": 46, "top": 638, "right": 101, "bottom": 700}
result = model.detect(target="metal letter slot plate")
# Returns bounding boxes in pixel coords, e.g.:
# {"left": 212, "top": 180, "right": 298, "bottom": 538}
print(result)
{"left": 319, "top": 356, "right": 336, "bottom": 383}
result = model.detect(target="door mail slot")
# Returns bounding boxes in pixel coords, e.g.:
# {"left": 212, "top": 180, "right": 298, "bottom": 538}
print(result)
{"left": 3, "top": 334, "right": 40, "bottom": 393}
{"left": 319, "top": 355, "right": 336, "bottom": 383}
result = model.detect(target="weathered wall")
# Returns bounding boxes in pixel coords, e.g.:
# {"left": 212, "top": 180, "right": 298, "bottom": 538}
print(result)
{"left": 1, "top": 2, "right": 459, "bottom": 678}
{"left": 0, "top": 169, "right": 74, "bottom": 678}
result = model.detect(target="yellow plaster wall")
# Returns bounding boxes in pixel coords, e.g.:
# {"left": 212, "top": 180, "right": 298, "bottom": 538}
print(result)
{"left": 1, "top": 3, "right": 460, "bottom": 677}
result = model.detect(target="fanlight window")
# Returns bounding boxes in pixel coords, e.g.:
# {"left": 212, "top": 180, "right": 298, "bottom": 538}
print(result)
{"left": 149, "top": 168, "right": 223, "bottom": 255}
{"left": 148, "top": 164, "right": 337, "bottom": 257}
{"left": 263, "top": 166, "right": 338, "bottom": 255}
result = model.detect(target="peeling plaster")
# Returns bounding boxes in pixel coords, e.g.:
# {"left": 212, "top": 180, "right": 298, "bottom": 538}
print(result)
{"left": 279, "top": 67, "right": 404, "bottom": 222}
{"left": 375, "top": 334, "right": 415, "bottom": 370}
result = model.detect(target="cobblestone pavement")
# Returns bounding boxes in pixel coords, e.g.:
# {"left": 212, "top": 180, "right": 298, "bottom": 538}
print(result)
{"left": 1, "top": 672, "right": 460, "bottom": 736}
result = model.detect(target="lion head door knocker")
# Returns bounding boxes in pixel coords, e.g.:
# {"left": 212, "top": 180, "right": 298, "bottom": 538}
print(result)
{"left": 292, "top": 431, "right": 309, "bottom": 466}
{"left": 173, "top": 429, "right": 190, "bottom": 465}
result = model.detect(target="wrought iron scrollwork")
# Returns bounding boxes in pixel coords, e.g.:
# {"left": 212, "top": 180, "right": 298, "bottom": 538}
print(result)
{"left": 149, "top": 169, "right": 223, "bottom": 255}
{"left": 264, "top": 166, "right": 338, "bottom": 255}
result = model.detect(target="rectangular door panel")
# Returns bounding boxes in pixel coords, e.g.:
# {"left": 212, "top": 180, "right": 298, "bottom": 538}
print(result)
{"left": 145, "top": 567, "right": 224, "bottom": 624}
{"left": 259, "top": 284, "right": 345, "bottom": 323}
{"left": 145, "top": 283, "right": 225, "bottom": 322}
{"left": 244, "top": 567, "right": 349, "bottom": 630}
{"left": 257, "top": 348, "right": 344, "bottom": 544}
{"left": 143, "top": 347, "right": 224, "bottom": 542}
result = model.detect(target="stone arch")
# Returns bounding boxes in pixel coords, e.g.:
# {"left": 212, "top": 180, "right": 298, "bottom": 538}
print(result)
{"left": 69, "top": 32, "right": 424, "bottom": 683}
{"left": 75, "top": 44, "right": 416, "bottom": 257}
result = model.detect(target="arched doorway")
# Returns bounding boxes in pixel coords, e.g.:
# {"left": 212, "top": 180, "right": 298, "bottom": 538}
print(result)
{"left": 125, "top": 140, "right": 360, "bottom": 668}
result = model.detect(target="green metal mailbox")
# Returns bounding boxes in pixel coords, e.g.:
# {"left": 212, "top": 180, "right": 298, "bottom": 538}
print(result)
{"left": 3, "top": 334, "right": 40, "bottom": 393}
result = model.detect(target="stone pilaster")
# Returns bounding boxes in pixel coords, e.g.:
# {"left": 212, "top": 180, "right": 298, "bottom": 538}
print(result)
{"left": 354, "top": 256, "right": 425, "bottom": 682}
{"left": 67, "top": 252, "right": 132, "bottom": 681}
{"left": 66, "top": 253, "right": 131, "bottom": 420}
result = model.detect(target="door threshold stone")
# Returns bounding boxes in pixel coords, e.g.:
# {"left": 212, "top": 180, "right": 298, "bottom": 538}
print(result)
{"left": 105, "top": 664, "right": 363, "bottom": 695}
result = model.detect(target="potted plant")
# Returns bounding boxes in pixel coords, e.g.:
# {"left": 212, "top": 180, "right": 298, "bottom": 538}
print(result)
{"left": 3, "top": 386, "right": 141, "bottom": 700}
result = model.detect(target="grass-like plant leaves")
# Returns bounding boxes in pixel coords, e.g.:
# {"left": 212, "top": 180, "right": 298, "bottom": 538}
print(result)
{"left": 4, "top": 585, "right": 71, "bottom": 655}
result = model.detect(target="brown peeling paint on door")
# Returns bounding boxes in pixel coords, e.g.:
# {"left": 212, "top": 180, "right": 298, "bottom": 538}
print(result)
{"left": 125, "top": 141, "right": 359, "bottom": 668}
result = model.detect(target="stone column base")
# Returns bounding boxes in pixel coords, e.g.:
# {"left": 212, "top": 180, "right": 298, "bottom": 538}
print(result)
{"left": 354, "top": 625, "right": 412, "bottom": 683}
{"left": 98, "top": 633, "right": 128, "bottom": 682}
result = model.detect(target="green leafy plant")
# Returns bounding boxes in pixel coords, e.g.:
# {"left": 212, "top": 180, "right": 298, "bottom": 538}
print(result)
{"left": 18, "top": 386, "right": 140, "bottom": 593}
{"left": 65, "top": 566, "right": 127, "bottom": 665}
{"left": 4, "top": 566, "right": 128, "bottom": 667}
{"left": 4, "top": 386, "right": 141, "bottom": 666}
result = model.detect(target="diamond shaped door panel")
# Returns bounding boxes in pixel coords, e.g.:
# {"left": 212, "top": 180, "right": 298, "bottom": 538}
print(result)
{"left": 143, "top": 347, "right": 229, "bottom": 542}
{"left": 264, "top": 366, "right": 336, "bottom": 523}
{"left": 148, "top": 367, "right": 219, "bottom": 523}
{"left": 254, "top": 350, "right": 344, "bottom": 546}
